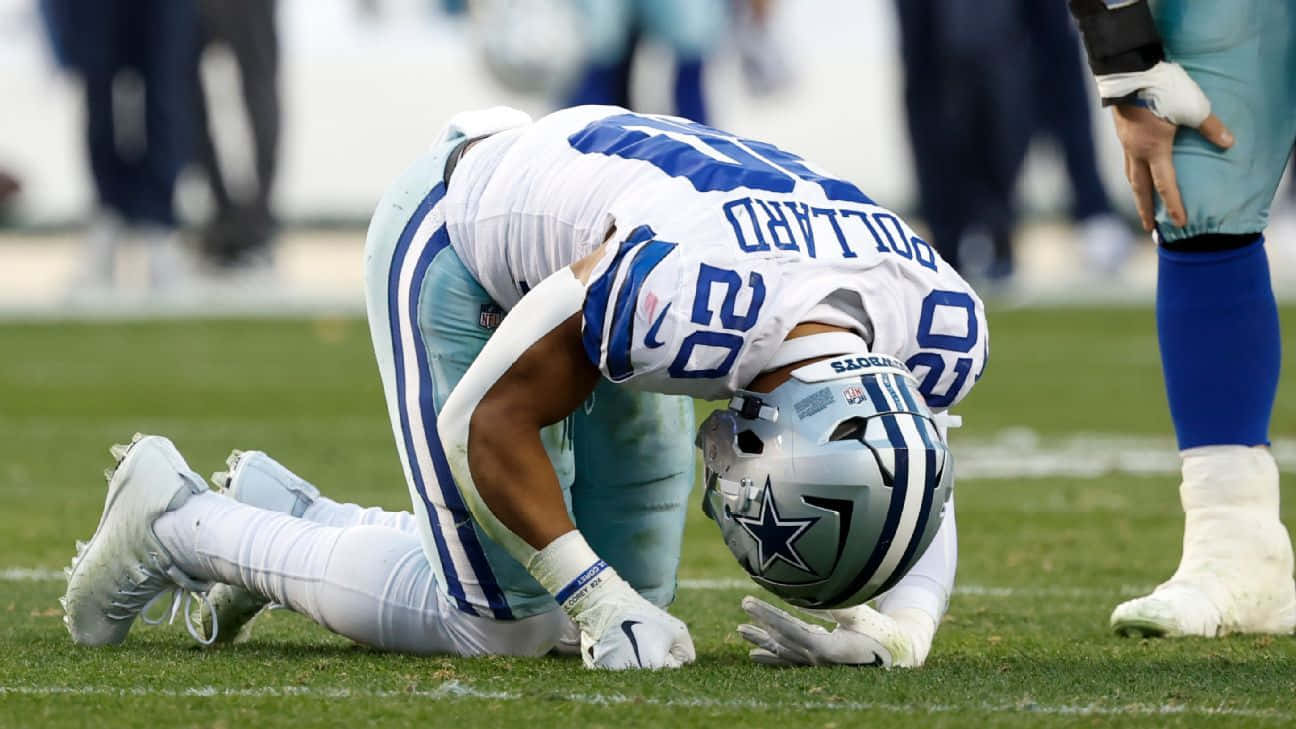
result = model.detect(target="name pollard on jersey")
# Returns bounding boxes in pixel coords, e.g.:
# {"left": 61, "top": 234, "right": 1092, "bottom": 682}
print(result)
{"left": 442, "top": 106, "right": 988, "bottom": 406}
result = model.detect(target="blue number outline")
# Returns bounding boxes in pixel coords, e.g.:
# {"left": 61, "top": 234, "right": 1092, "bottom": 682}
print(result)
{"left": 669, "top": 264, "right": 766, "bottom": 379}
{"left": 905, "top": 289, "right": 980, "bottom": 407}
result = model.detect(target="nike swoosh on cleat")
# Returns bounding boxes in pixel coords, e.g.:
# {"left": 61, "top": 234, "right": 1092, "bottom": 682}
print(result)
{"left": 643, "top": 304, "right": 671, "bottom": 349}
{"left": 620, "top": 620, "right": 644, "bottom": 667}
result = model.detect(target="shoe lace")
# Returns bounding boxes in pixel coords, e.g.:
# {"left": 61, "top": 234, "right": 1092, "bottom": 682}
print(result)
{"left": 107, "top": 552, "right": 218, "bottom": 646}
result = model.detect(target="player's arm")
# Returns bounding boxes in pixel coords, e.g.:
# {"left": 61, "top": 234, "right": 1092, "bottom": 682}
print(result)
{"left": 437, "top": 251, "right": 694, "bottom": 670}
{"left": 1067, "top": 0, "right": 1233, "bottom": 230}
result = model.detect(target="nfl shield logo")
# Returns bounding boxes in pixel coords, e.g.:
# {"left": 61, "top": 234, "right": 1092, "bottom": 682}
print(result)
{"left": 478, "top": 303, "right": 504, "bottom": 330}
{"left": 843, "top": 386, "right": 866, "bottom": 405}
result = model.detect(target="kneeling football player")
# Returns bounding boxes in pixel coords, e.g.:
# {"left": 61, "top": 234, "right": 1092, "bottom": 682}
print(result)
{"left": 62, "top": 106, "right": 987, "bottom": 669}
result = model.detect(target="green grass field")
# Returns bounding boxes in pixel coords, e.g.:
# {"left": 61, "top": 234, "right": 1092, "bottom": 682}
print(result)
{"left": 1, "top": 307, "right": 1294, "bottom": 728}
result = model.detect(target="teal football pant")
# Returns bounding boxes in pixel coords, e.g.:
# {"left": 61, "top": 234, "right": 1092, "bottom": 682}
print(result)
{"left": 576, "top": 0, "right": 728, "bottom": 64}
{"left": 363, "top": 138, "right": 695, "bottom": 621}
{"left": 1151, "top": 0, "right": 1296, "bottom": 241}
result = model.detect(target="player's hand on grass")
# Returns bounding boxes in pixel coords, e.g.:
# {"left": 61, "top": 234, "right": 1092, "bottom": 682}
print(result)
{"left": 738, "top": 596, "right": 933, "bottom": 669}
{"left": 580, "top": 600, "right": 695, "bottom": 670}
{"left": 536, "top": 533, "right": 695, "bottom": 670}
{"left": 1098, "top": 61, "right": 1234, "bottom": 231}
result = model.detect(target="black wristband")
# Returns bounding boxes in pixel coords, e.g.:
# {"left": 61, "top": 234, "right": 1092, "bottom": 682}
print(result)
{"left": 1069, "top": 0, "right": 1165, "bottom": 75}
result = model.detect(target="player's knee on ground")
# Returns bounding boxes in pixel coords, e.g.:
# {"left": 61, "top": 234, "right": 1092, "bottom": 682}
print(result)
{"left": 319, "top": 525, "right": 568, "bottom": 657}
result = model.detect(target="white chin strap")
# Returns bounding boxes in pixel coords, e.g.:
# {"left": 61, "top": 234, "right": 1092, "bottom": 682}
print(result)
{"left": 762, "top": 331, "right": 871, "bottom": 372}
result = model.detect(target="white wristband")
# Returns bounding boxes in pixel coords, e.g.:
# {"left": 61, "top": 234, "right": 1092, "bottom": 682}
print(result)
{"left": 530, "top": 531, "right": 606, "bottom": 604}
{"left": 528, "top": 530, "right": 641, "bottom": 635}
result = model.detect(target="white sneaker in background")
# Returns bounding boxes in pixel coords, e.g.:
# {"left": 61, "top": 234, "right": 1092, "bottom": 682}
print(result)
{"left": 1111, "top": 446, "right": 1296, "bottom": 638}
{"left": 137, "top": 225, "right": 191, "bottom": 292}
{"left": 1080, "top": 213, "right": 1137, "bottom": 276}
{"left": 68, "top": 211, "right": 124, "bottom": 292}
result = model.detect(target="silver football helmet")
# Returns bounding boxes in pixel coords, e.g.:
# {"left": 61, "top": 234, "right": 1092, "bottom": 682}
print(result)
{"left": 697, "top": 354, "right": 953, "bottom": 610}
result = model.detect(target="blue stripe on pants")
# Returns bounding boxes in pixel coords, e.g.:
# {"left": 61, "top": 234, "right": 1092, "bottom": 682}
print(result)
{"left": 386, "top": 183, "right": 476, "bottom": 615}
{"left": 404, "top": 226, "right": 514, "bottom": 620}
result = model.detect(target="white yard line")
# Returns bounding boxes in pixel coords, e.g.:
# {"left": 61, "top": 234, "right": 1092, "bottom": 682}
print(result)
{"left": 0, "top": 682, "right": 1288, "bottom": 720}
{"left": 0, "top": 568, "right": 62, "bottom": 581}
{"left": 0, "top": 567, "right": 1150, "bottom": 598}
{"left": 951, "top": 430, "right": 1296, "bottom": 480}
{"left": 676, "top": 578, "right": 1151, "bottom": 597}
{"left": 1, "top": 424, "right": 1290, "bottom": 480}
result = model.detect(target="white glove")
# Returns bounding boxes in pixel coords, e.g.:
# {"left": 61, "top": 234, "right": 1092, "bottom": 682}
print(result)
{"left": 530, "top": 533, "right": 694, "bottom": 670}
{"left": 578, "top": 597, "right": 695, "bottom": 671}
{"left": 1096, "top": 60, "right": 1211, "bottom": 127}
{"left": 737, "top": 596, "right": 935, "bottom": 669}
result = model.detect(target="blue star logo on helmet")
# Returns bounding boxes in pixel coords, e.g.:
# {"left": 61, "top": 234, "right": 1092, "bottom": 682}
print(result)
{"left": 731, "top": 478, "right": 820, "bottom": 575}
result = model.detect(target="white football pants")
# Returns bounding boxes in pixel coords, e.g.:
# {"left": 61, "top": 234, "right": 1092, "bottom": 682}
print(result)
{"left": 156, "top": 491, "right": 568, "bottom": 656}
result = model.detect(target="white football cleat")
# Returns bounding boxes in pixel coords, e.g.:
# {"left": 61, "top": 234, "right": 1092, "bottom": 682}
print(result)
{"left": 1112, "top": 446, "right": 1296, "bottom": 638}
{"left": 210, "top": 449, "right": 319, "bottom": 517}
{"left": 63, "top": 434, "right": 213, "bottom": 646}
{"left": 200, "top": 449, "right": 321, "bottom": 644}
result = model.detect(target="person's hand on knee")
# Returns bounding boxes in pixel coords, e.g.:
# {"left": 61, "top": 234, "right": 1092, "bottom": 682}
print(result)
{"left": 1101, "top": 62, "right": 1235, "bottom": 230}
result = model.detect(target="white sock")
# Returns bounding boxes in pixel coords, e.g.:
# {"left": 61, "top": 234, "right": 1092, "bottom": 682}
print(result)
{"left": 154, "top": 491, "right": 457, "bottom": 654}
{"left": 878, "top": 496, "right": 957, "bottom": 625}
{"left": 302, "top": 497, "right": 418, "bottom": 533}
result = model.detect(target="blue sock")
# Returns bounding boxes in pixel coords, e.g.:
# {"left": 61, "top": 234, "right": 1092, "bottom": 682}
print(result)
{"left": 1157, "top": 236, "right": 1281, "bottom": 449}
{"left": 566, "top": 63, "right": 629, "bottom": 109}
{"left": 673, "top": 58, "right": 707, "bottom": 124}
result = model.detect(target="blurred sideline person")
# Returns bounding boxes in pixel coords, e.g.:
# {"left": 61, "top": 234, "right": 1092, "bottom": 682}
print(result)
{"left": 563, "top": 0, "right": 729, "bottom": 123}
{"left": 63, "top": 106, "right": 987, "bottom": 670}
{"left": 0, "top": 170, "right": 18, "bottom": 212}
{"left": 1025, "top": 0, "right": 1134, "bottom": 275}
{"left": 1069, "top": 0, "right": 1294, "bottom": 637}
{"left": 46, "top": 0, "right": 198, "bottom": 292}
{"left": 894, "top": 0, "right": 1032, "bottom": 283}
{"left": 191, "top": 0, "right": 282, "bottom": 273}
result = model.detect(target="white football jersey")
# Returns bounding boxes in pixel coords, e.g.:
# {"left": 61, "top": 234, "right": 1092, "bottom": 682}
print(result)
{"left": 442, "top": 106, "right": 987, "bottom": 406}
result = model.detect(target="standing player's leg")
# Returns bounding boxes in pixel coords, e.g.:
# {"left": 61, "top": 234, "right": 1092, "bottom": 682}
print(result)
{"left": 563, "top": 0, "right": 634, "bottom": 109}
{"left": 571, "top": 383, "right": 694, "bottom": 609}
{"left": 637, "top": 0, "right": 727, "bottom": 123}
{"left": 1110, "top": 0, "right": 1296, "bottom": 637}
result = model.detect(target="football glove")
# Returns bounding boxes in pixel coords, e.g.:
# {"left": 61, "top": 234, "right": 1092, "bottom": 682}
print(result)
{"left": 530, "top": 531, "right": 694, "bottom": 669}
{"left": 1096, "top": 60, "right": 1211, "bottom": 128}
{"left": 737, "top": 596, "right": 935, "bottom": 669}
{"left": 571, "top": 573, "right": 695, "bottom": 670}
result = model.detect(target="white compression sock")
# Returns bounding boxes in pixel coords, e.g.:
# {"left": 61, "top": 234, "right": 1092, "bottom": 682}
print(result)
{"left": 154, "top": 491, "right": 456, "bottom": 654}
{"left": 877, "top": 497, "right": 957, "bottom": 624}
{"left": 301, "top": 497, "right": 418, "bottom": 534}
